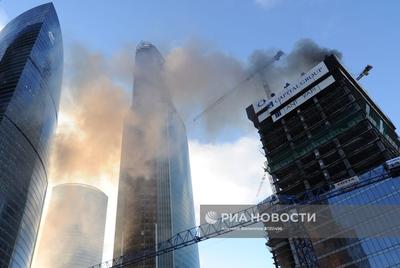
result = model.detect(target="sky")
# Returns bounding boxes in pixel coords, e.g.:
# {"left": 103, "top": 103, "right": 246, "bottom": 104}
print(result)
{"left": 1, "top": 0, "right": 400, "bottom": 267}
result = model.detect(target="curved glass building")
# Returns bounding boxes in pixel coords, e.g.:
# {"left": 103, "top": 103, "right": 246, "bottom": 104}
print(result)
{"left": 33, "top": 183, "right": 108, "bottom": 268}
{"left": 0, "top": 3, "right": 63, "bottom": 267}
{"left": 113, "top": 42, "right": 200, "bottom": 268}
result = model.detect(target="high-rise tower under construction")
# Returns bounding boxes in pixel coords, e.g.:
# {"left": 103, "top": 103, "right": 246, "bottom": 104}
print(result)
{"left": 247, "top": 55, "right": 400, "bottom": 267}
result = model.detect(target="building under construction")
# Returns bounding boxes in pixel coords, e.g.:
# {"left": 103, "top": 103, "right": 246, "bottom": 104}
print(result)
{"left": 246, "top": 55, "right": 400, "bottom": 267}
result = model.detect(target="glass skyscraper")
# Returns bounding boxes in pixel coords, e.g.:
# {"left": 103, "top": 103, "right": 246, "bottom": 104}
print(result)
{"left": 304, "top": 163, "right": 400, "bottom": 267}
{"left": 0, "top": 3, "right": 63, "bottom": 267}
{"left": 33, "top": 183, "right": 108, "bottom": 268}
{"left": 113, "top": 42, "right": 199, "bottom": 268}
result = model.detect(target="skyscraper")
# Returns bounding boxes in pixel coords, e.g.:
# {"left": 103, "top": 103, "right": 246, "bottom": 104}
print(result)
{"left": 303, "top": 162, "right": 400, "bottom": 267}
{"left": 0, "top": 3, "right": 63, "bottom": 267}
{"left": 33, "top": 183, "right": 108, "bottom": 268}
{"left": 247, "top": 55, "right": 400, "bottom": 267}
{"left": 113, "top": 42, "right": 200, "bottom": 268}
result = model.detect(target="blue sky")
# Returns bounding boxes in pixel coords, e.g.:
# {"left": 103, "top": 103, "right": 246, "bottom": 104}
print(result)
{"left": 3, "top": 0, "right": 399, "bottom": 126}
{"left": 2, "top": 1, "right": 400, "bottom": 267}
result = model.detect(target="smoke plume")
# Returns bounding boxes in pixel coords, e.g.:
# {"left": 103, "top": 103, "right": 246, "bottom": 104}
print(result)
{"left": 38, "top": 44, "right": 132, "bottom": 268}
{"left": 35, "top": 38, "right": 342, "bottom": 267}
{"left": 33, "top": 184, "right": 108, "bottom": 268}
{"left": 164, "top": 38, "right": 341, "bottom": 134}
{"left": 49, "top": 38, "right": 341, "bottom": 184}
{"left": 49, "top": 44, "right": 131, "bottom": 184}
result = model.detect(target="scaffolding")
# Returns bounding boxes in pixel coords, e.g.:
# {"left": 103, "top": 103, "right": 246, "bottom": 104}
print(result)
{"left": 246, "top": 55, "right": 400, "bottom": 267}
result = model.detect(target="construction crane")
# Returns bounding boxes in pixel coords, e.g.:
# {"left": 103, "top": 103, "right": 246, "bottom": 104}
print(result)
{"left": 256, "top": 172, "right": 267, "bottom": 197}
{"left": 256, "top": 161, "right": 268, "bottom": 197}
{"left": 356, "top": 64, "right": 373, "bottom": 81}
{"left": 192, "top": 50, "right": 284, "bottom": 122}
{"left": 89, "top": 157, "right": 400, "bottom": 268}
{"left": 193, "top": 59, "right": 371, "bottom": 122}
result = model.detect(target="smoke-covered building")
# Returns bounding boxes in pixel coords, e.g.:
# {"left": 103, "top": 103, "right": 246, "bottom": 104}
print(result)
{"left": 33, "top": 183, "right": 108, "bottom": 268}
{"left": 113, "top": 42, "right": 200, "bottom": 268}
{"left": 247, "top": 55, "right": 400, "bottom": 267}
{"left": 0, "top": 3, "right": 63, "bottom": 267}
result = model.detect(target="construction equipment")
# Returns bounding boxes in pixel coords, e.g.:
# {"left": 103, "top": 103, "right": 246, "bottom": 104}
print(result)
{"left": 256, "top": 172, "right": 267, "bottom": 197}
{"left": 356, "top": 64, "right": 373, "bottom": 80}
{"left": 256, "top": 161, "right": 268, "bottom": 197}
{"left": 89, "top": 159, "right": 398, "bottom": 268}
{"left": 192, "top": 50, "right": 284, "bottom": 122}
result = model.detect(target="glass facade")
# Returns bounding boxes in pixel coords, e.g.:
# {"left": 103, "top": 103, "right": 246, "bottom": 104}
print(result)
{"left": 310, "top": 165, "right": 400, "bottom": 267}
{"left": 0, "top": 3, "right": 63, "bottom": 267}
{"left": 114, "top": 42, "right": 199, "bottom": 268}
{"left": 167, "top": 110, "right": 199, "bottom": 268}
{"left": 33, "top": 183, "right": 108, "bottom": 268}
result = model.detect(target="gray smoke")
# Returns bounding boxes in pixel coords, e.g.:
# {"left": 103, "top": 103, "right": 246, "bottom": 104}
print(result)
{"left": 164, "top": 38, "right": 342, "bottom": 135}
{"left": 49, "top": 38, "right": 341, "bottom": 183}
{"left": 36, "top": 39, "right": 341, "bottom": 267}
